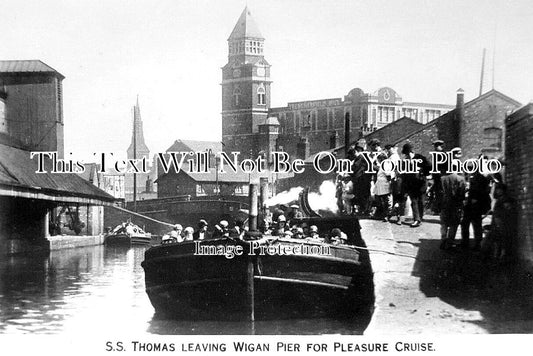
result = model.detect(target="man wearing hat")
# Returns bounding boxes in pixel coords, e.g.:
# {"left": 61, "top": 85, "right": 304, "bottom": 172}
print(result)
{"left": 213, "top": 220, "right": 230, "bottom": 238}
{"left": 168, "top": 224, "right": 183, "bottom": 243}
{"left": 272, "top": 215, "right": 288, "bottom": 236}
{"left": 401, "top": 142, "right": 431, "bottom": 227}
{"left": 287, "top": 204, "right": 303, "bottom": 225}
{"left": 229, "top": 218, "right": 246, "bottom": 240}
{"left": 193, "top": 219, "right": 210, "bottom": 240}
{"left": 329, "top": 228, "right": 348, "bottom": 245}
{"left": 368, "top": 138, "right": 382, "bottom": 153}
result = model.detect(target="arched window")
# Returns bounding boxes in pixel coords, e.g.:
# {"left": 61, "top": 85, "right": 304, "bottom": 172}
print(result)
{"left": 484, "top": 127, "right": 502, "bottom": 150}
{"left": 257, "top": 85, "right": 265, "bottom": 105}
{"left": 233, "top": 87, "right": 241, "bottom": 106}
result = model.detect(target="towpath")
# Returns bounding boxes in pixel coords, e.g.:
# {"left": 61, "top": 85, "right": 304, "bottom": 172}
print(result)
{"left": 361, "top": 217, "right": 533, "bottom": 334}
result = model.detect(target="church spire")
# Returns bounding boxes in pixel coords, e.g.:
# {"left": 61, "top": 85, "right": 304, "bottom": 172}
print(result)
{"left": 127, "top": 96, "right": 150, "bottom": 160}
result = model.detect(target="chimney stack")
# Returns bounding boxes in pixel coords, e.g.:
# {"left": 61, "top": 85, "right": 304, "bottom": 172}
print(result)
{"left": 455, "top": 89, "right": 465, "bottom": 148}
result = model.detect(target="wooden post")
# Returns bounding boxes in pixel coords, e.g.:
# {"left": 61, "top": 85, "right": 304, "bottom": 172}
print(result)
{"left": 248, "top": 183, "right": 258, "bottom": 231}
{"left": 246, "top": 257, "right": 255, "bottom": 322}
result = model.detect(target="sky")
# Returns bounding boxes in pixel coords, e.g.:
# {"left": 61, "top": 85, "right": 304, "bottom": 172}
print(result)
{"left": 2, "top": 0, "right": 532, "bottom": 162}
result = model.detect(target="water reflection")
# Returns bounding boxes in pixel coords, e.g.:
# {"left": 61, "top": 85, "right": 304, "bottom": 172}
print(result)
{"left": 0, "top": 245, "right": 368, "bottom": 334}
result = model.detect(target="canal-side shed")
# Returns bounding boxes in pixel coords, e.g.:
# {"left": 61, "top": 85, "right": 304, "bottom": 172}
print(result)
{"left": 0, "top": 140, "right": 116, "bottom": 255}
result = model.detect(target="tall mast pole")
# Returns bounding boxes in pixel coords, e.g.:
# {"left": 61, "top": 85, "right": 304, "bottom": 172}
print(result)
{"left": 479, "top": 48, "right": 486, "bottom": 96}
{"left": 133, "top": 102, "right": 137, "bottom": 212}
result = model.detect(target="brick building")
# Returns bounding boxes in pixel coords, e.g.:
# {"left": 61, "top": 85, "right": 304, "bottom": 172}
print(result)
{"left": 505, "top": 103, "right": 533, "bottom": 271}
{"left": 276, "top": 89, "right": 521, "bottom": 191}
{"left": 392, "top": 89, "right": 521, "bottom": 159}
{"left": 221, "top": 7, "right": 453, "bottom": 162}
{"left": 0, "top": 60, "right": 65, "bottom": 157}
{"left": 156, "top": 139, "right": 250, "bottom": 199}
{"left": 156, "top": 169, "right": 251, "bottom": 199}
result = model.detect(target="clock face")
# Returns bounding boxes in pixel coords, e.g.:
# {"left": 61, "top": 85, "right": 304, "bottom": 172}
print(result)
{"left": 233, "top": 69, "right": 241, "bottom": 78}
{"left": 256, "top": 67, "right": 265, "bottom": 76}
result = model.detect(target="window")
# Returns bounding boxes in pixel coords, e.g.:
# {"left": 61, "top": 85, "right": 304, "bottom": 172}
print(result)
{"left": 257, "top": 85, "right": 265, "bottom": 105}
{"left": 484, "top": 127, "right": 502, "bottom": 150}
{"left": 235, "top": 185, "right": 249, "bottom": 196}
{"left": 196, "top": 184, "right": 206, "bottom": 196}
{"left": 233, "top": 87, "right": 241, "bottom": 106}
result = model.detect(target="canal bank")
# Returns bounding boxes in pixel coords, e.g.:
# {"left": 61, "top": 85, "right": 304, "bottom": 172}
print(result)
{"left": 362, "top": 217, "right": 533, "bottom": 334}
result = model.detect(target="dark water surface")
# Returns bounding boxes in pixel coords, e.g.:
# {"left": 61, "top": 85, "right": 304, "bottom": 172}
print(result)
{"left": 0, "top": 245, "right": 367, "bottom": 334}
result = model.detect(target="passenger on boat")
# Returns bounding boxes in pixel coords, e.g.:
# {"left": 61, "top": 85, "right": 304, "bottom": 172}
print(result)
{"left": 183, "top": 227, "right": 194, "bottom": 241}
{"left": 294, "top": 227, "right": 305, "bottom": 239}
{"left": 125, "top": 223, "right": 135, "bottom": 236}
{"left": 258, "top": 217, "right": 271, "bottom": 235}
{"left": 193, "top": 219, "right": 209, "bottom": 240}
{"left": 272, "top": 204, "right": 287, "bottom": 222}
{"left": 163, "top": 224, "right": 183, "bottom": 243}
{"left": 307, "top": 225, "right": 324, "bottom": 242}
{"left": 272, "top": 215, "right": 288, "bottom": 236}
{"left": 329, "top": 228, "right": 348, "bottom": 245}
{"left": 287, "top": 204, "right": 304, "bottom": 225}
{"left": 213, "top": 220, "right": 230, "bottom": 238}
{"left": 290, "top": 225, "right": 299, "bottom": 235}
{"left": 229, "top": 218, "right": 246, "bottom": 239}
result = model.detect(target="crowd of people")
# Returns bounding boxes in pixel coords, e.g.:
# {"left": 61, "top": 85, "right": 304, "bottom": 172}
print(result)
{"left": 338, "top": 138, "right": 433, "bottom": 227}
{"left": 338, "top": 138, "right": 516, "bottom": 260}
{"left": 161, "top": 211, "right": 350, "bottom": 246}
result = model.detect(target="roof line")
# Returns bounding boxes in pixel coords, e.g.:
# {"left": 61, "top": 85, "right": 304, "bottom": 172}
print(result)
{"left": 391, "top": 89, "right": 522, "bottom": 145}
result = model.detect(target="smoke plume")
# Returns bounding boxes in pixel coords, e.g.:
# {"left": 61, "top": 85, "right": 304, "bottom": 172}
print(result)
{"left": 265, "top": 186, "right": 303, "bottom": 207}
{"left": 307, "top": 180, "right": 338, "bottom": 214}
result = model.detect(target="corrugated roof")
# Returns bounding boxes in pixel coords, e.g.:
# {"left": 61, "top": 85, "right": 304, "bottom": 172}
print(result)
{"left": 0, "top": 60, "right": 64, "bottom": 79}
{"left": 0, "top": 143, "right": 114, "bottom": 203}
{"left": 228, "top": 6, "right": 264, "bottom": 40}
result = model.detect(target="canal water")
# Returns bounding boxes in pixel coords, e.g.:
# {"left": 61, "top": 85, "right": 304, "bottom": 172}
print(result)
{"left": 0, "top": 245, "right": 369, "bottom": 334}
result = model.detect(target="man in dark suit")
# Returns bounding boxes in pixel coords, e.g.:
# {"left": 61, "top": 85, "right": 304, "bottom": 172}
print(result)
{"left": 461, "top": 158, "right": 491, "bottom": 250}
{"left": 401, "top": 143, "right": 431, "bottom": 227}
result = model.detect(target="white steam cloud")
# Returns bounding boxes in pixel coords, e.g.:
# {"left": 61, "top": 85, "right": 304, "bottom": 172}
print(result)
{"left": 265, "top": 181, "right": 339, "bottom": 215}
{"left": 265, "top": 186, "right": 303, "bottom": 207}
{"left": 307, "top": 181, "right": 338, "bottom": 214}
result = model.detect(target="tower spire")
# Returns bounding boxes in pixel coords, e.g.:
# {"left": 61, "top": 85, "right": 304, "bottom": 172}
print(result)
{"left": 127, "top": 96, "right": 150, "bottom": 160}
{"left": 227, "top": 6, "right": 265, "bottom": 59}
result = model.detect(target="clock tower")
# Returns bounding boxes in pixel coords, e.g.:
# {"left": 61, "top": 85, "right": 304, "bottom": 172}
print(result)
{"left": 221, "top": 6, "right": 272, "bottom": 156}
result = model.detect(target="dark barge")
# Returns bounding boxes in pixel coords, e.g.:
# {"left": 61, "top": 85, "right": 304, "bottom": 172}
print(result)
{"left": 141, "top": 216, "right": 374, "bottom": 321}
